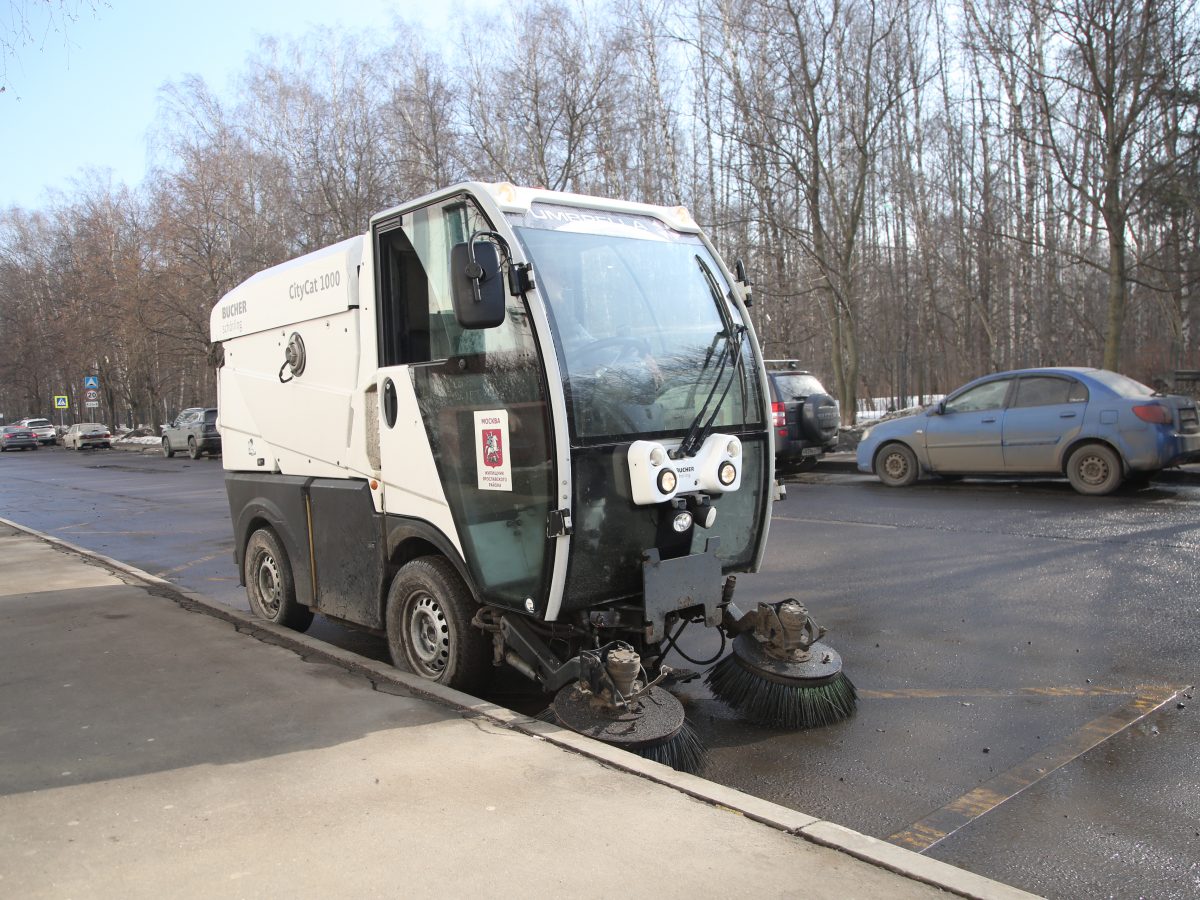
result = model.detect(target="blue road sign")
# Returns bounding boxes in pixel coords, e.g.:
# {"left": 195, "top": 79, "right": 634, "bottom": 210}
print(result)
{"left": 84, "top": 376, "right": 99, "bottom": 389}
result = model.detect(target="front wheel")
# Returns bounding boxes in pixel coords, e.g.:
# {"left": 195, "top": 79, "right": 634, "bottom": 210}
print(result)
{"left": 386, "top": 557, "right": 490, "bottom": 692}
{"left": 188, "top": 436, "right": 201, "bottom": 459}
{"left": 244, "top": 528, "right": 314, "bottom": 631}
{"left": 1066, "top": 443, "right": 1123, "bottom": 495}
{"left": 162, "top": 437, "right": 174, "bottom": 458}
{"left": 875, "top": 442, "right": 919, "bottom": 487}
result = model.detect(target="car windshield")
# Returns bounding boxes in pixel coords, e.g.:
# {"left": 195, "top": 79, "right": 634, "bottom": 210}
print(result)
{"left": 25, "top": 419, "right": 51, "bottom": 427}
{"left": 78, "top": 423, "right": 105, "bottom": 431}
{"left": 510, "top": 207, "right": 761, "bottom": 442}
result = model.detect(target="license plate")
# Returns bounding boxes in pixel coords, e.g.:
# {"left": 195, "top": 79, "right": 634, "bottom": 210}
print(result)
{"left": 801, "top": 446, "right": 821, "bottom": 457}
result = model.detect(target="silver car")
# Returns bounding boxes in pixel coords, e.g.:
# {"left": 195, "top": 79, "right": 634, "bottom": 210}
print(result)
{"left": 16, "top": 418, "right": 57, "bottom": 445}
{"left": 856, "top": 367, "right": 1200, "bottom": 495}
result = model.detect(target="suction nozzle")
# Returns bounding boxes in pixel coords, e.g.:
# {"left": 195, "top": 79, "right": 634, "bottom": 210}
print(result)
{"left": 706, "top": 599, "right": 857, "bottom": 729}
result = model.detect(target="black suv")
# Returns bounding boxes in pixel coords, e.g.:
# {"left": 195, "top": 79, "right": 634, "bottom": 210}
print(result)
{"left": 766, "top": 362, "right": 840, "bottom": 472}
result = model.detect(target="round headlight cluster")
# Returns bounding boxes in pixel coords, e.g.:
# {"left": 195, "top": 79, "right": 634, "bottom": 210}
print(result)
{"left": 672, "top": 511, "right": 694, "bottom": 532}
{"left": 717, "top": 460, "right": 737, "bottom": 486}
{"left": 658, "top": 468, "right": 678, "bottom": 494}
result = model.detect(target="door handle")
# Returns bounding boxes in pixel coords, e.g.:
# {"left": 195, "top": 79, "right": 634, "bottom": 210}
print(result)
{"left": 1059, "top": 412, "right": 1077, "bottom": 418}
{"left": 382, "top": 378, "right": 398, "bottom": 429}
{"left": 981, "top": 417, "right": 997, "bottom": 423}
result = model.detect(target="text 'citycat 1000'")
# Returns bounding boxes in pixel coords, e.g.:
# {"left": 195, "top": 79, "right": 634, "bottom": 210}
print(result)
{"left": 209, "top": 182, "right": 856, "bottom": 772}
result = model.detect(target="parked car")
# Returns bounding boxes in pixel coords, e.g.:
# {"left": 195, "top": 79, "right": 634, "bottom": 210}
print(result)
{"left": 856, "top": 367, "right": 1200, "bottom": 495}
{"left": 16, "top": 417, "right": 57, "bottom": 445}
{"left": 62, "top": 423, "right": 112, "bottom": 450}
{"left": 766, "top": 361, "right": 840, "bottom": 473}
{"left": 161, "top": 407, "right": 220, "bottom": 459}
{"left": 0, "top": 425, "right": 39, "bottom": 451}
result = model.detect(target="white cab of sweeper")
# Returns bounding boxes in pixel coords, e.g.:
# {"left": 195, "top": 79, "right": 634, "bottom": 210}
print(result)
{"left": 210, "top": 181, "right": 772, "bottom": 637}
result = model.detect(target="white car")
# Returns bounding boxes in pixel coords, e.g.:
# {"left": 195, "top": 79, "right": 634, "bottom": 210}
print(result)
{"left": 62, "top": 423, "right": 112, "bottom": 450}
{"left": 16, "top": 418, "right": 57, "bottom": 445}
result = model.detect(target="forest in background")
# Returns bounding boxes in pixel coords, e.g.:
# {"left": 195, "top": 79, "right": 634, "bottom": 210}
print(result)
{"left": 1, "top": 0, "right": 1197, "bottom": 428}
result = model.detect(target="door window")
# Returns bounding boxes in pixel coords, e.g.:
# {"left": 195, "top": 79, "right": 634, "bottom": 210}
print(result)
{"left": 1012, "top": 376, "right": 1087, "bottom": 408}
{"left": 944, "top": 379, "right": 1011, "bottom": 414}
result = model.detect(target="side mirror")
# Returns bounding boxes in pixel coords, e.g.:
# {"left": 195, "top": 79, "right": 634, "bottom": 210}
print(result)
{"left": 450, "top": 240, "right": 506, "bottom": 329}
{"left": 734, "top": 258, "right": 753, "bottom": 307}
{"left": 934, "top": 401, "right": 946, "bottom": 415}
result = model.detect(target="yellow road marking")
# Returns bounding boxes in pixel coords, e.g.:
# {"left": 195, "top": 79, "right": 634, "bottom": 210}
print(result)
{"left": 887, "top": 685, "right": 1184, "bottom": 852}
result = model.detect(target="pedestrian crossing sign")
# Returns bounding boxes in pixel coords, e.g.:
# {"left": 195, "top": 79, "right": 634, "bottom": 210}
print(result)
{"left": 84, "top": 376, "right": 99, "bottom": 389}
{"left": 54, "top": 396, "right": 69, "bottom": 409}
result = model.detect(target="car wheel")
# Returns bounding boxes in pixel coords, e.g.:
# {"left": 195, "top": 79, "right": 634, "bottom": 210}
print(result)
{"left": 1066, "top": 443, "right": 1123, "bottom": 495}
{"left": 188, "top": 436, "right": 201, "bottom": 459}
{"left": 244, "top": 528, "right": 314, "bottom": 631}
{"left": 875, "top": 442, "right": 919, "bottom": 487}
{"left": 386, "top": 556, "right": 489, "bottom": 692}
{"left": 162, "top": 436, "right": 175, "bottom": 458}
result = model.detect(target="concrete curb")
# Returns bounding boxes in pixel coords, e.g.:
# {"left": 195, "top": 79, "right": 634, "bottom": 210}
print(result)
{"left": 0, "top": 515, "right": 1038, "bottom": 900}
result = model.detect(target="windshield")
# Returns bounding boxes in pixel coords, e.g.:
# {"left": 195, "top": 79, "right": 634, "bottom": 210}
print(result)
{"left": 512, "top": 212, "right": 761, "bottom": 444}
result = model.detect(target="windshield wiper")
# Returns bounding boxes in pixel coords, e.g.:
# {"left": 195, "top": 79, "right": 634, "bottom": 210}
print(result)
{"left": 677, "top": 256, "right": 747, "bottom": 457}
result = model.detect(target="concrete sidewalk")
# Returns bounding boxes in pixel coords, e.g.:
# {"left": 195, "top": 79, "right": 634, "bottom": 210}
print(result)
{"left": 0, "top": 521, "right": 1035, "bottom": 899}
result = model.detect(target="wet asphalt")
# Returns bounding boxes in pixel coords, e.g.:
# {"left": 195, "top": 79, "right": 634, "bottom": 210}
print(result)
{"left": 2, "top": 445, "right": 1197, "bottom": 898}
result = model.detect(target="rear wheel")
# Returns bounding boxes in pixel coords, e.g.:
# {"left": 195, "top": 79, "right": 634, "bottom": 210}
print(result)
{"left": 244, "top": 528, "right": 314, "bottom": 631}
{"left": 1066, "top": 443, "right": 1122, "bottom": 495}
{"left": 875, "top": 442, "right": 919, "bottom": 487}
{"left": 386, "top": 557, "right": 490, "bottom": 692}
{"left": 188, "top": 436, "right": 201, "bottom": 459}
{"left": 162, "top": 437, "right": 174, "bottom": 458}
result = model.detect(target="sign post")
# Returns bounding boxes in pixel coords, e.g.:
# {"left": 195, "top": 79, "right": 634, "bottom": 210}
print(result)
{"left": 84, "top": 376, "right": 100, "bottom": 412}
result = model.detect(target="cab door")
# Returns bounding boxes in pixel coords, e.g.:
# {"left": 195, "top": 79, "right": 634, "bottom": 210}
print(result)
{"left": 372, "top": 199, "right": 559, "bottom": 615}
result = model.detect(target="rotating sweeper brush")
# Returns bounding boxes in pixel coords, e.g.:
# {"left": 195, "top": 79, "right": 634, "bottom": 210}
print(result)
{"left": 706, "top": 599, "right": 857, "bottom": 729}
{"left": 538, "top": 643, "right": 706, "bottom": 775}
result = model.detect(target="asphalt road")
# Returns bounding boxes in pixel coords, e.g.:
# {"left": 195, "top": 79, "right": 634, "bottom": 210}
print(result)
{"left": 2, "top": 445, "right": 1197, "bottom": 898}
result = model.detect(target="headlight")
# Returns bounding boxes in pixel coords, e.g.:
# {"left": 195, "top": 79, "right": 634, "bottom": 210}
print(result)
{"left": 718, "top": 461, "right": 737, "bottom": 486}
{"left": 658, "top": 468, "right": 678, "bottom": 494}
{"left": 672, "top": 511, "right": 693, "bottom": 532}
{"left": 861, "top": 428, "right": 872, "bottom": 441}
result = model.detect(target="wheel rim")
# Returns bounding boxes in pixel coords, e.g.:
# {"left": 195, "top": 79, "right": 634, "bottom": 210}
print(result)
{"left": 1076, "top": 453, "right": 1110, "bottom": 487}
{"left": 405, "top": 592, "right": 450, "bottom": 677}
{"left": 882, "top": 450, "right": 909, "bottom": 481}
{"left": 255, "top": 553, "right": 282, "bottom": 616}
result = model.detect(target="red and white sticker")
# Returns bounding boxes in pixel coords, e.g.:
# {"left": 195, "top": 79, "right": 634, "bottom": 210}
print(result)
{"left": 474, "top": 410, "right": 512, "bottom": 491}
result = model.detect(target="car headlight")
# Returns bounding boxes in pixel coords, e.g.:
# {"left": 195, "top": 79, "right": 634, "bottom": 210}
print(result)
{"left": 861, "top": 428, "right": 872, "bottom": 442}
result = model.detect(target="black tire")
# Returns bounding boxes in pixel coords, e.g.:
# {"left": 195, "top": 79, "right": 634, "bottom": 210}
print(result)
{"left": 244, "top": 528, "right": 314, "bottom": 631}
{"left": 386, "top": 556, "right": 490, "bottom": 692}
{"left": 188, "top": 436, "right": 201, "bottom": 459}
{"left": 786, "top": 456, "right": 819, "bottom": 475}
{"left": 875, "top": 442, "right": 919, "bottom": 487}
{"left": 162, "top": 436, "right": 175, "bottom": 458}
{"left": 1066, "top": 443, "right": 1123, "bottom": 495}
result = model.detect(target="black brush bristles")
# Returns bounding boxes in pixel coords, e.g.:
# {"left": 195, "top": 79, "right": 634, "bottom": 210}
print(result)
{"left": 705, "top": 655, "right": 857, "bottom": 729}
{"left": 636, "top": 718, "right": 706, "bottom": 774}
{"left": 536, "top": 706, "right": 707, "bottom": 775}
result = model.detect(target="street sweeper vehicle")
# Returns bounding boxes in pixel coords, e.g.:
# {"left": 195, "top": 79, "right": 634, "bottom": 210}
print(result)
{"left": 210, "top": 181, "right": 855, "bottom": 772}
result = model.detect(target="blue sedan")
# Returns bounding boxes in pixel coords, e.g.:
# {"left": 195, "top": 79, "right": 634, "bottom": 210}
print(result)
{"left": 856, "top": 368, "right": 1200, "bottom": 495}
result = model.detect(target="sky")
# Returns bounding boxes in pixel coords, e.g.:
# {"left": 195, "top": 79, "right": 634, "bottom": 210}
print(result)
{"left": 0, "top": 0, "right": 483, "bottom": 211}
